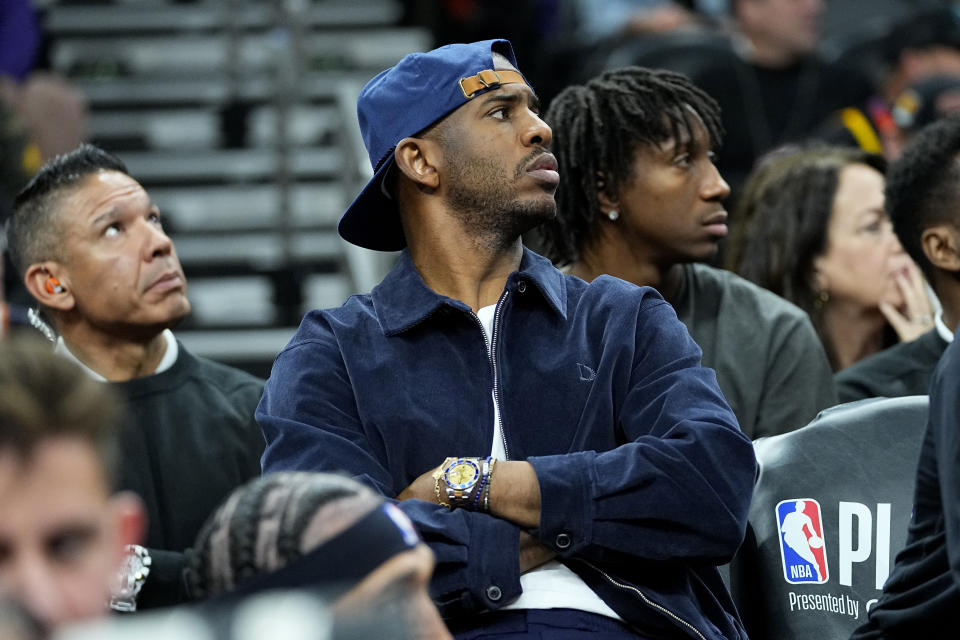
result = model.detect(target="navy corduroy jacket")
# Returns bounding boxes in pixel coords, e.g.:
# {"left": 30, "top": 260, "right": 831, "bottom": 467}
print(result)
{"left": 257, "top": 248, "right": 756, "bottom": 640}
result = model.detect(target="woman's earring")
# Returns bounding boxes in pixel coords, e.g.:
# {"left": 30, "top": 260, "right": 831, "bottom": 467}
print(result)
{"left": 607, "top": 210, "right": 619, "bottom": 221}
{"left": 814, "top": 289, "right": 829, "bottom": 310}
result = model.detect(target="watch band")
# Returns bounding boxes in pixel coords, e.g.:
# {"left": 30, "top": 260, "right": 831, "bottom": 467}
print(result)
{"left": 108, "top": 544, "right": 152, "bottom": 613}
{"left": 472, "top": 457, "right": 492, "bottom": 511}
{"left": 482, "top": 457, "right": 496, "bottom": 513}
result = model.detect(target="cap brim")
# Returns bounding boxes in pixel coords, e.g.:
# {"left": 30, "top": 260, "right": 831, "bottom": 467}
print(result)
{"left": 337, "top": 158, "right": 406, "bottom": 252}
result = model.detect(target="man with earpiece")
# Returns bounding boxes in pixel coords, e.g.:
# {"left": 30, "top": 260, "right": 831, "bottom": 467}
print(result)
{"left": 3, "top": 144, "right": 265, "bottom": 611}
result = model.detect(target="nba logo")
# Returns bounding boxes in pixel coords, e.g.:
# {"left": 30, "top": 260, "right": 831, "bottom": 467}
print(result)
{"left": 775, "top": 498, "right": 829, "bottom": 584}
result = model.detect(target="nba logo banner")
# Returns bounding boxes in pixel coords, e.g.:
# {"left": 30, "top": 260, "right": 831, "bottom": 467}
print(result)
{"left": 776, "top": 498, "right": 829, "bottom": 584}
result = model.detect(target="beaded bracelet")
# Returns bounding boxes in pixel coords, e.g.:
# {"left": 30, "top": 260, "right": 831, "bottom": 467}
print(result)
{"left": 482, "top": 457, "right": 496, "bottom": 512}
{"left": 472, "top": 456, "right": 492, "bottom": 511}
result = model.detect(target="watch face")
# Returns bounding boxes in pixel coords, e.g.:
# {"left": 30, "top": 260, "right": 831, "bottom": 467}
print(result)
{"left": 444, "top": 459, "right": 480, "bottom": 489}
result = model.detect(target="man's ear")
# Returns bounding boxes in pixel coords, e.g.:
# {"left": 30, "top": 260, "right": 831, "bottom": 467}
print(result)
{"left": 921, "top": 224, "right": 960, "bottom": 273}
{"left": 23, "top": 262, "right": 75, "bottom": 311}
{"left": 394, "top": 137, "right": 441, "bottom": 190}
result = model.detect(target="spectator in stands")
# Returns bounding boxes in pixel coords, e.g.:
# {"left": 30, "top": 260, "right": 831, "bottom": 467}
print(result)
{"left": 687, "top": 0, "right": 874, "bottom": 200}
{"left": 573, "top": 0, "right": 708, "bottom": 46}
{"left": 0, "top": 234, "right": 30, "bottom": 340}
{"left": 876, "top": 7, "right": 960, "bottom": 121}
{"left": 1, "top": 0, "right": 87, "bottom": 322}
{"left": 0, "top": 100, "right": 37, "bottom": 218}
{"left": 4, "top": 144, "right": 265, "bottom": 610}
{"left": 0, "top": 99, "right": 40, "bottom": 316}
{"left": 537, "top": 65, "right": 835, "bottom": 438}
{"left": 0, "top": 0, "right": 87, "bottom": 164}
{"left": 850, "top": 258, "right": 960, "bottom": 638}
{"left": 814, "top": 7, "right": 960, "bottom": 162}
{"left": 189, "top": 472, "right": 450, "bottom": 640}
{"left": 0, "top": 0, "right": 41, "bottom": 83}
{"left": 258, "top": 38, "right": 755, "bottom": 639}
{"left": 730, "top": 146, "right": 934, "bottom": 370}
{"left": 886, "top": 74, "right": 960, "bottom": 155}
{"left": 836, "top": 115, "right": 960, "bottom": 402}
{"left": 0, "top": 340, "right": 145, "bottom": 631}
{"left": 0, "top": 73, "right": 87, "bottom": 167}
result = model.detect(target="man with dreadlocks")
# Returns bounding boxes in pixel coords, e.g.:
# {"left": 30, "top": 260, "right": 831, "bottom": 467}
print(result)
{"left": 259, "top": 40, "right": 756, "bottom": 639}
{"left": 538, "top": 66, "right": 836, "bottom": 439}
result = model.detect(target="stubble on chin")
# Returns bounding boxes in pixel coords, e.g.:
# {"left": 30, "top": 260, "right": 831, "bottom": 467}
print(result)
{"left": 444, "top": 159, "right": 557, "bottom": 250}
{"left": 453, "top": 199, "right": 556, "bottom": 252}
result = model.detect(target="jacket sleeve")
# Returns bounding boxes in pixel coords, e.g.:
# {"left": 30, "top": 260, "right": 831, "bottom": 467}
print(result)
{"left": 755, "top": 314, "right": 837, "bottom": 438}
{"left": 527, "top": 299, "right": 757, "bottom": 566}
{"left": 138, "top": 549, "right": 189, "bottom": 609}
{"left": 834, "top": 368, "right": 875, "bottom": 405}
{"left": 932, "top": 344, "right": 960, "bottom": 591}
{"left": 257, "top": 338, "right": 524, "bottom": 617}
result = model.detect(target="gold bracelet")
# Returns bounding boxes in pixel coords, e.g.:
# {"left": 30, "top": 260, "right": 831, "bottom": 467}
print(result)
{"left": 433, "top": 466, "right": 451, "bottom": 508}
{"left": 483, "top": 457, "right": 496, "bottom": 512}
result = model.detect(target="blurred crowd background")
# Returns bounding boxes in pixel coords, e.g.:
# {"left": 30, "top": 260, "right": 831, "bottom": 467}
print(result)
{"left": 2, "top": 0, "right": 957, "bottom": 376}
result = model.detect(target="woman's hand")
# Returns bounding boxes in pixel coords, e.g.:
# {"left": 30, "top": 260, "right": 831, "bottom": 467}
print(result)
{"left": 880, "top": 261, "right": 936, "bottom": 342}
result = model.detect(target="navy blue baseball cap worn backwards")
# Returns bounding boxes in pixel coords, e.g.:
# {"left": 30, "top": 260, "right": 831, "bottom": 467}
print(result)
{"left": 337, "top": 39, "right": 531, "bottom": 251}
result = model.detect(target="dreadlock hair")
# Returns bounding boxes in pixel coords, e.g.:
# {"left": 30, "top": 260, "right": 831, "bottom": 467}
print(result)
{"left": 885, "top": 114, "right": 960, "bottom": 282}
{"left": 537, "top": 66, "right": 724, "bottom": 266}
{"left": 5, "top": 143, "right": 128, "bottom": 278}
{"left": 730, "top": 145, "right": 887, "bottom": 369}
{"left": 188, "top": 472, "right": 381, "bottom": 600}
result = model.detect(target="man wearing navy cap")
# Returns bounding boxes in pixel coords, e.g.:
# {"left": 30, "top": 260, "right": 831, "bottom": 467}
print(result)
{"left": 258, "top": 39, "right": 755, "bottom": 639}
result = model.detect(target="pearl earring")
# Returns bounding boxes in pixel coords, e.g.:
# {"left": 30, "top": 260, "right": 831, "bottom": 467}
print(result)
{"left": 607, "top": 210, "right": 619, "bottom": 221}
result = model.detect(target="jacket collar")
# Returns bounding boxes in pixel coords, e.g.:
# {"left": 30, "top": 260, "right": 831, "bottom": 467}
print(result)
{"left": 371, "top": 247, "right": 567, "bottom": 336}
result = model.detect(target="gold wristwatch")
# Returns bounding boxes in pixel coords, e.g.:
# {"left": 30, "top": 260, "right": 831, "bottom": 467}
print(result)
{"left": 440, "top": 457, "right": 485, "bottom": 510}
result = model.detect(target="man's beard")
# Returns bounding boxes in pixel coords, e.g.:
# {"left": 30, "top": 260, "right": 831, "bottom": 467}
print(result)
{"left": 443, "top": 150, "right": 556, "bottom": 250}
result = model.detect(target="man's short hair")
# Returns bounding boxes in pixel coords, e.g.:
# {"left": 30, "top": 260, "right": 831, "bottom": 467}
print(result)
{"left": 5, "top": 143, "right": 128, "bottom": 277}
{"left": 188, "top": 472, "right": 381, "bottom": 599}
{"left": 885, "top": 114, "right": 960, "bottom": 281}
{"left": 539, "top": 66, "right": 723, "bottom": 266}
{"left": 0, "top": 339, "right": 121, "bottom": 480}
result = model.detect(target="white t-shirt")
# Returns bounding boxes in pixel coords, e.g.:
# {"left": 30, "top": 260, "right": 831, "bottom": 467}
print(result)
{"left": 476, "top": 304, "right": 621, "bottom": 619}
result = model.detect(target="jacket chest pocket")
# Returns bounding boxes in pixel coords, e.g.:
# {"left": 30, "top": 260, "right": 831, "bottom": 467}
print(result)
{"left": 500, "top": 360, "right": 619, "bottom": 457}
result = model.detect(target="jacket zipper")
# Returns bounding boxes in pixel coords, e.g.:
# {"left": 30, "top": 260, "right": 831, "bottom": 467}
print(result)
{"left": 580, "top": 560, "right": 708, "bottom": 640}
{"left": 472, "top": 289, "right": 510, "bottom": 460}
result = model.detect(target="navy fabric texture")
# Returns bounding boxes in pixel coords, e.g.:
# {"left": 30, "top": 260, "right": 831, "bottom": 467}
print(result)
{"left": 257, "top": 248, "right": 756, "bottom": 639}
{"left": 451, "top": 608, "right": 645, "bottom": 639}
